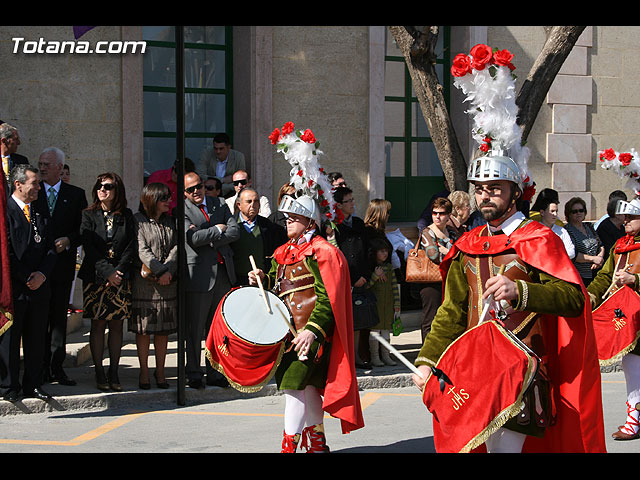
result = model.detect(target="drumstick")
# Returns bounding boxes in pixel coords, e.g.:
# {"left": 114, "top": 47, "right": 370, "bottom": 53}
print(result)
{"left": 479, "top": 264, "right": 506, "bottom": 323}
{"left": 370, "top": 331, "right": 425, "bottom": 379}
{"left": 248, "top": 255, "right": 304, "bottom": 358}
{"left": 603, "top": 256, "right": 624, "bottom": 300}
{"left": 249, "top": 255, "right": 271, "bottom": 314}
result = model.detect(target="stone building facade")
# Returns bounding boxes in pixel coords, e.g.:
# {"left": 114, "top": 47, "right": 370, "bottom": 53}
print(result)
{"left": 0, "top": 26, "right": 636, "bottom": 222}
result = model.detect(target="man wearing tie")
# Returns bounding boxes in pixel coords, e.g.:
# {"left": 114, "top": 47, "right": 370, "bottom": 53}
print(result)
{"left": 183, "top": 172, "right": 239, "bottom": 389}
{"left": 34, "top": 148, "right": 87, "bottom": 386}
{"left": 0, "top": 164, "right": 56, "bottom": 402}
{"left": 0, "top": 123, "right": 28, "bottom": 194}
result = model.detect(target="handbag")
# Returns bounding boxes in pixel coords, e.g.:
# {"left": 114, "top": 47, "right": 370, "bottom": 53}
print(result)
{"left": 405, "top": 229, "right": 442, "bottom": 283}
{"left": 351, "top": 289, "right": 379, "bottom": 330}
{"left": 140, "top": 263, "right": 156, "bottom": 281}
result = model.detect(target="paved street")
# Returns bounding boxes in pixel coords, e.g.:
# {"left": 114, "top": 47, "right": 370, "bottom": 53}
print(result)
{"left": 0, "top": 371, "right": 634, "bottom": 453}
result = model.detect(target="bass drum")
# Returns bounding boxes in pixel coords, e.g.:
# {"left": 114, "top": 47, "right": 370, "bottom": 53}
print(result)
{"left": 222, "top": 286, "right": 292, "bottom": 345}
{"left": 205, "top": 286, "right": 294, "bottom": 392}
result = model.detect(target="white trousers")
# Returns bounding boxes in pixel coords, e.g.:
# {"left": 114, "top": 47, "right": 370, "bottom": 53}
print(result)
{"left": 622, "top": 353, "right": 640, "bottom": 403}
{"left": 484, "top": 427, "right": 526, "bottom": 453}
{"left": 283, "top": 386, "right": 324, "bottom": 435}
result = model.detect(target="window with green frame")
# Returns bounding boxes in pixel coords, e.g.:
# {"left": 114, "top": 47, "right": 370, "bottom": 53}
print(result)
{"left": 384, "top": 27, "right": 451, "bottom": 223}
{"left": 142, "top": 26, "right": 233, "bottom": 178}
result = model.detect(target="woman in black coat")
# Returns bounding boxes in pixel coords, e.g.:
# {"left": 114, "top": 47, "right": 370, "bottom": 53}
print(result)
{"left": 78, "top": 173, "right": 135, "bottom": 392}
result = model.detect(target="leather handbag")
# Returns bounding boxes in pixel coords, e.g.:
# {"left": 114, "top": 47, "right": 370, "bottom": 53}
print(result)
{"left": 140, "top": 263, "right": 157, "bottom": 281}
{"left": 352, "top": 289, "right": 380, "bottom": 331}
{"left": 405, "top": 229, "right": 442, "bottom": 284}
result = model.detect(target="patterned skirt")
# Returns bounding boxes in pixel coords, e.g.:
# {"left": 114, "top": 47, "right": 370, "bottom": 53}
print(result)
{"left": 83, "top": 280, "right": 132, "bottom": 322}
{"left": 129, "top": 275, "right": 177, "bottom": 335}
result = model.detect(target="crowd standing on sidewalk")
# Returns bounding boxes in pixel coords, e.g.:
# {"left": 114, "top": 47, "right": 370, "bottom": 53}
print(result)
{"left": 0, "top": 112, "right": 638, "bottom": 454}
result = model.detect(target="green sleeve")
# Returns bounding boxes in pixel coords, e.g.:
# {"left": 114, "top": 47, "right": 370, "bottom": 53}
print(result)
{"left": 586, "top": 247, "right": 617, "bottom": 309}
{"left": 303, "top": 258, "right": 335, "bottom": 343}
{"left": 512, "top": 268, "right": 584, "bottom": 317}
{"left": 415, "top": 253, "right": 468, "bottom": 368}
{"left": 415, "top": 253, "right": 586, "bottom": 368}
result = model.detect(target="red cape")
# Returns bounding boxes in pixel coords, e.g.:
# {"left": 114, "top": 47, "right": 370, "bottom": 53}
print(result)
{"left": 614, "top": 234, "right": 640, "bottom": 253}
{"left": 274, "top": 235, "right": 364, "bottom": 434}
{"left": 439, "top": 220, "right": 606, "bottom": 453}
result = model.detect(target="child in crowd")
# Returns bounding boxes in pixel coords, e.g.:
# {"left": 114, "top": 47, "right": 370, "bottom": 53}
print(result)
{"left": 366, "top": 237, "right": 400, "bottom": 366}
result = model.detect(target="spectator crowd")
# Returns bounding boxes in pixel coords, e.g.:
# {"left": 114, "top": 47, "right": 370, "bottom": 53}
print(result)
{"left": 0, "top": 122, "right": 626, "bottom": 402}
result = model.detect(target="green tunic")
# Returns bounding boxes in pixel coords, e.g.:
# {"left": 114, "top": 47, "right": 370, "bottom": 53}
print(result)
{"left": 265, "top": 256, "right": 335, "bottom": 390}
{"left": 415, "top": 250, "right": 585, "bottom": 369}
{"left": 587, "top": 236, "right": 640, "bottom": 356}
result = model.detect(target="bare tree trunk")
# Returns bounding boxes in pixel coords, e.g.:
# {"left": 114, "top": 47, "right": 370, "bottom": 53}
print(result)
{"left": 389, "top": 26, "right": 468, "bottom": 191}
{"left": 516, "top": 26, "right": 586, "bottom": 143}
{"left": 390, "top": 25, "right": 586, "bottom": 193}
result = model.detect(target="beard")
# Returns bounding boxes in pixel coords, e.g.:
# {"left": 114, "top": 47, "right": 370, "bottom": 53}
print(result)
{"left": 479, "top": 201, "right": 509, "bottom": 221}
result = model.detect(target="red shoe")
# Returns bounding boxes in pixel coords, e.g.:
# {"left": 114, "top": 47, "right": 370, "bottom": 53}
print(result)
{"left": 280, "top": 431, "right": 300, "bottom": 453}
{"left": 300, "top": 424, "right": 330, "bottom": 453}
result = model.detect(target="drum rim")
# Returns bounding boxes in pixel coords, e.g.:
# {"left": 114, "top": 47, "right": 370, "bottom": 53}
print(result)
{"left": 221, "top": 286, "right": 293, "bottom": 346}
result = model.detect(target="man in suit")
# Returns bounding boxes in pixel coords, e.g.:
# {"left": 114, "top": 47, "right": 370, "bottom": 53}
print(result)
{"left": 183, "top": 172, "right": 240, "bottom": 388}
{"left": 0, "top": 164, "right": 57, "bottom": 402}
{"left": 225, "top": 170, "right": 271, "bottom": 218}
{"left": 230, "top": 187, "right": 287, "bottom": 286}
{"left": 197, "top": 133, "right": 246, "bottom": 198}
{"left": 34, "top": 147, "right": 87, "bottom": 386}
{"left": 0, "top": 123, "right": 28, "bottom": 194}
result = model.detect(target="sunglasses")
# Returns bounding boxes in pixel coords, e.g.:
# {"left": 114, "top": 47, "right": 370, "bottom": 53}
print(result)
{"left": 98, "top": 183, "right": 116, "bottom": 191}
{"left": 432, "top": 211, "right": 449, "bottom": 216}
{"left": 158, "top": 194, "right": 171, "bottom": 202}
{"left": 185, "top": 183, "right": 203, "bottom": 194}
{"left": 571, "top": 208, "right": 585, "bottom": 214}
{"left": 204, "top": 185, "right": 218, "bottom": 191}
{"left": 233, "top": 179, "right": 248, "bottom": 186}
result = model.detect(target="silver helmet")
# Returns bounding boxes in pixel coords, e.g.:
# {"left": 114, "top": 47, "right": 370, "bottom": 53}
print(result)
{"left": 616, "top": 198, "right": 640, "bottom": 216}
{"left": 467, "top": 149, "right": 523, "bottom": 189}
{"left": 278, "top": 194, "right": 322, "bottom": 226}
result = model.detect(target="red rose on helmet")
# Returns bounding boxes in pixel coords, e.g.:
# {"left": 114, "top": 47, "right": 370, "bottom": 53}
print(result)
{"left": 281, "top": 121, "right": 295, "bottom": 136}
{"left": 269, "top": 128, "right": 280, "bottom": 145}
{"left": 451, "top": 53, "right": 472, "bottom": 77}
{"left": 300, "top": 129, "right": 316, "bottom": 144}
{"left": 600, "top": 148, "right": 617, "bottom": 162}
{"left": 470, "top": 44, "right": 493, "bottom": 71}
{"left": 493, "top": 49, "right": 515, "bottom": 70}
{"left": 619, "top": 152, "right": 633, "bottom": 166}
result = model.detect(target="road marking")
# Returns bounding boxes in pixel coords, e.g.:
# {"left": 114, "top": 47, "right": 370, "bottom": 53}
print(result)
{"left": 0, "top": 391, "right": 423, "bottom": 446}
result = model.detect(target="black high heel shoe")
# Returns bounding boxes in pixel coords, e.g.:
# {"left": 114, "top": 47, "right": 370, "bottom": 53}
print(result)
{"left": 154, "top": 370, "right": 169, "bottom": 389}
{"left": 139, "top": 372, "right": 151, "bottom": 390}
{"left": 107, "top": 369, "right": 123, "bottom": 392}
{"left": 96, "top": 367, "right": 109, "bottom": 392}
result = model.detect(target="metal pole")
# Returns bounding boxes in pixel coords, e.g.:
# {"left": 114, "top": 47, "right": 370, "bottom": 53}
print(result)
{"left": 175, "top": 26, "right": 186, "bottom": 406}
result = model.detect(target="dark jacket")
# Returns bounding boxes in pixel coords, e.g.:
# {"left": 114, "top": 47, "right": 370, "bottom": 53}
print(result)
{"left": 333, "top": 216, "right": 372, "bottom": 286}
{"left": 34, "top": 181, "right": 88, "bottom": 282}
{"left": 6, "top": 196, "right": 57, "bottom": 299}
{"left": 77, "top": 207, "right": 136, "bottom": 284}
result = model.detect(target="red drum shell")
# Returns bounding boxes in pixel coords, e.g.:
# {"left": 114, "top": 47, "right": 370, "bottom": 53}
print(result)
{"left": 205, "top": 287, "right": 293, "bottom": 392}
{"left": 592, "top": 285, "right": 640, "bottom": 365}
{"left": 422, "top": 321, "right": 538, "bottom": 453}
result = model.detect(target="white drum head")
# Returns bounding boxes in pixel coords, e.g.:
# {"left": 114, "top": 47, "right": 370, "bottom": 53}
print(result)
{"left": 222, "top": 287, "right": 292, "bottom": 345}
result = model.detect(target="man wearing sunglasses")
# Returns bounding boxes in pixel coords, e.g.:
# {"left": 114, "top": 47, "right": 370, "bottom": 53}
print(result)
{"left": 224, "top": 170, "right": 271, "bottom": 218}
{"left": 183, "top": 172, "right": 239, "bottom": 389}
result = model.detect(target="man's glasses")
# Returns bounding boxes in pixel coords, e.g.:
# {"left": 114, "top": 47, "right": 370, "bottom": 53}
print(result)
{"left": 98, "top": 183, "right": 116, "bottom": 191}
{"left": 233, "top": 179, "right": 248, "bottom": 186}
{"left": 185, "top": 183, "right": 203, "bottom": 194}
{"left": 205, "top": 185, "right": 218, "bottom": 191}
